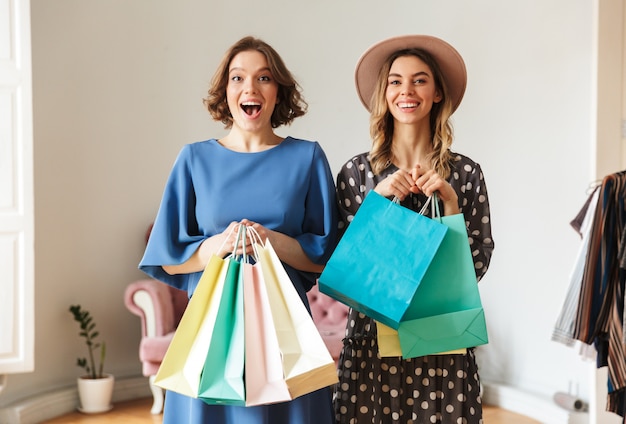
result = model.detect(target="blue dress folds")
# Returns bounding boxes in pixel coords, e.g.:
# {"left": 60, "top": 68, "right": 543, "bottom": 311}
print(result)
{"left": 139, "top": 137, "right": 338, "bottom": 424}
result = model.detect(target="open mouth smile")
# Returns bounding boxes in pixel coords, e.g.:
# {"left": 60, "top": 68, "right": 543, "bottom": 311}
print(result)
{"left": 241, "top": 101, "right": 262, "bottom": 116}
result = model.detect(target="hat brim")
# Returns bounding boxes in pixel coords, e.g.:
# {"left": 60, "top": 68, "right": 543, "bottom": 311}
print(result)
{"left": 355, "top": 35, "right": 467, "bottom": 113}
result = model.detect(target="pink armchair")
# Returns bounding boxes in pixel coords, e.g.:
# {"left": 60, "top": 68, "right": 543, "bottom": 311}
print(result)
{"left": 306, "top": 284, "right": 349, "bottom": 365}
{"left": 124, "top": 279, "right": 188, "bottom": 414}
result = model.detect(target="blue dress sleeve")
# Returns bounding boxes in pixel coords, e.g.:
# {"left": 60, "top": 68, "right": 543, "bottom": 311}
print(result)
{"left": 294, "top": 142, "right": 339, "bottom": 264}
{"left": 286, "top": 142, "right": 339, "bottom": 295}
{"left": 138, "top": 145, "right": 204, "bottom": 292}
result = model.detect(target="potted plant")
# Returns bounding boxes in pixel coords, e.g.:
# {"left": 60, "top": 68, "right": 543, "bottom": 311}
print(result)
{"left": 69, "top": 304, "right": 114, "bottom": 413}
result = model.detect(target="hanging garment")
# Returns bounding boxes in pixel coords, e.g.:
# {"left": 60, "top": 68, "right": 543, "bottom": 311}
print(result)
{"left": 552, "top": 187, "right": 599, "bottom": 349}
{"left": 572, "top": 171, "right": 626, "bottom": 418}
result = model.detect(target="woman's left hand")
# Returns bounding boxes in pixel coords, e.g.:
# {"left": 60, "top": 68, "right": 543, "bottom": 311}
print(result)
{"left": 411, "top": 165, "right": 460, "bottom": 215}
{"left": 239, "top": 218, "right": 324, "bottom": 273}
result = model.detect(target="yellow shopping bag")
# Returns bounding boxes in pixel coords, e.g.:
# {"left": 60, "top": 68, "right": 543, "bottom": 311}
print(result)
{"left": 376, "top": 321, "right": 466, "bottom": 357}
{"left": 153, "top": 255, "right": 227, "bottom": 397}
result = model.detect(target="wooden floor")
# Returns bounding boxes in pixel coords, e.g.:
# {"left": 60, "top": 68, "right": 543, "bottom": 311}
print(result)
{"left": 41, "top": 397, "right": 541, "bottom": 423}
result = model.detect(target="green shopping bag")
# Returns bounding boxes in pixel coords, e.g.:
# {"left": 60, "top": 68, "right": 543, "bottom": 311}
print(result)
{"left": 198, "top": 256, "right": 246, "bottom": 406}
{"left": 396, "top": 212, "right": 488, "bottom": 358}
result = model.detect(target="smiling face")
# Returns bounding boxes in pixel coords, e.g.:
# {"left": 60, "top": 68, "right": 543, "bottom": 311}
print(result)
{"left": 385, "top": 55, "right": 442, "bottom": 127}
{"left": 226, "top": 50, "right": 279, "bottom": 133}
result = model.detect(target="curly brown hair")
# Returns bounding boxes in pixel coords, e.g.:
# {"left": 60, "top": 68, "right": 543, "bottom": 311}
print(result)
{"left": 368, "top": 48, "right": 455, "bottom": 179}
{"left": 203, "top": 36, "right": 307, "bottom": 129}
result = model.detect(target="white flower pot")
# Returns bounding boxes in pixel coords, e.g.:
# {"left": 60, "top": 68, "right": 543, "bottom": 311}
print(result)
{"left": 77, "top": 374, "right": 114, "bottom": 414}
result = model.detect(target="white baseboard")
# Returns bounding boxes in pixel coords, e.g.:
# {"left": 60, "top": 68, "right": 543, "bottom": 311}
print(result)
{"left": 482, "top": 382, "right": 588, "bottom": 424}
{"left": 0, "top": 376, "right": 151, "bottom": 424}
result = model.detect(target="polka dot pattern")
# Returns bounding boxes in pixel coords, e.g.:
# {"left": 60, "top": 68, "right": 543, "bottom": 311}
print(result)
{"left": 332, "top": 152, "right": 493, "bottom": 423}
{"left": 333, "top": 323, "right": 484, "bottom": 424}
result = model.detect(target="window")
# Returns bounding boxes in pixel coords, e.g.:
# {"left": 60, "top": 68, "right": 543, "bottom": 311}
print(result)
{"left": 0, "top": 0, "right": 34, "bottom": 375}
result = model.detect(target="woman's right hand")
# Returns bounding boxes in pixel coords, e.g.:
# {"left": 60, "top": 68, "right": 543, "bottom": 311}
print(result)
{"left": 163, "top": 221, "right": 243, "bottom": 275}
{"left": 374, "top": 168, "right": 420, "bottom": 200}
{"left": 210, "top": 221, "right": 242, "bottom": 259}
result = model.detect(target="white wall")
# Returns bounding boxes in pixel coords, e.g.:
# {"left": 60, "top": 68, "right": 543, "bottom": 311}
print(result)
{"left": 0, "top": 0, "right": 604, "bottom": 419}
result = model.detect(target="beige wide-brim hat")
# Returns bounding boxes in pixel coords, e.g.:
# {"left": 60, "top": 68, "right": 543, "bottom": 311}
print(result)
{"left": 355, "top": 34, "right": 467, "bottom": 113}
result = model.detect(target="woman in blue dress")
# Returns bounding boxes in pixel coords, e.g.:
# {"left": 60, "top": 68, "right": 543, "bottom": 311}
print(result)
{"left": 139, "top": 36, "right": 338, "bottom": 424}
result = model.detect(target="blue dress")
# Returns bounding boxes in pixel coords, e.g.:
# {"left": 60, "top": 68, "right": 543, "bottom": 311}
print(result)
{"left": 139, "top": 137, "right": 338, "bottom": 424}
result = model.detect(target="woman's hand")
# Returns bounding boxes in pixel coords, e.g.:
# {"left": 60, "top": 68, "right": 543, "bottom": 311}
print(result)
{"left": 239, "top": 219, "right": 269, "bottom": 256}
{"left": 411, "top": 165, "right": 460, "bottom": 215}
{"left": 212, "top": 221, "right": 244, "bottom": 258}
{"left": 163, "top": 221, "right": 240, "bottom": 275}
{"left": 373, "top": 168, "right": 420, "bottom": 200}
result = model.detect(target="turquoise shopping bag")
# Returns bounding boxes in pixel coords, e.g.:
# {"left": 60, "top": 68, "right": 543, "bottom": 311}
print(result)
{"left": 397, "top": 212, "right": 488, "bottom": 358}
{"left": 319, "top": 191, "right": 448, "bottom": 329}
{"left": 198, "top": 256, "right": 246, "bottom": 406}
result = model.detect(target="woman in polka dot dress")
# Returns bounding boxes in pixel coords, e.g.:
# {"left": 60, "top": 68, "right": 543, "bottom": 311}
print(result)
{"left": 333, "top": 35, "right": 495, "bottom": 424}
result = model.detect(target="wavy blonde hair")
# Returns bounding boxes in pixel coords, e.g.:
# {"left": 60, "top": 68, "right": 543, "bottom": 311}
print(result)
{"left": 368, "top": 48, "right": 455, "bottom": 179}
{"left": 203, "top": 36, "right": 307, "bottom": 129}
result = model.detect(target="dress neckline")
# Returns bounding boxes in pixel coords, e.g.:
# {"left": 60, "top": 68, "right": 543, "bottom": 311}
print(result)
{"left": 212, "top": 136, "right": 292, "bottom": 154}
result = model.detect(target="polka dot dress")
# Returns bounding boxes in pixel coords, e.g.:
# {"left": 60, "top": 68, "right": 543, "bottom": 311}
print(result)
{"left": 332, "top": 152, "right": 494, "bottom": 424}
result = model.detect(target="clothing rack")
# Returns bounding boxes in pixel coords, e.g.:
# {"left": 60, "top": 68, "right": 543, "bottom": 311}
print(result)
{"left": 553, "top": 170, "right": 626, "bottom": 423}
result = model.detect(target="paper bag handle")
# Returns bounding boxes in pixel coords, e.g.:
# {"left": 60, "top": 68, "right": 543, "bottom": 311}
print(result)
{"left": 390, "top": 193, "right": 441, "bottom": 221}
{"left": 418, "top": 193, "right": 441, "bottom": 222}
